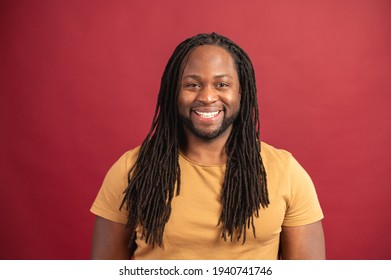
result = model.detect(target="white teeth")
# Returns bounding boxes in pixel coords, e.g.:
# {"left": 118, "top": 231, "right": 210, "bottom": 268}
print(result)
{"left": 195, "top": 111, "right": 219, "bottom": 118}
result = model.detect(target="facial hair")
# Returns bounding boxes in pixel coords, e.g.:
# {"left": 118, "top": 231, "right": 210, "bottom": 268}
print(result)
{"left": 178, "top": 110, "right": 239, "bottom": 141}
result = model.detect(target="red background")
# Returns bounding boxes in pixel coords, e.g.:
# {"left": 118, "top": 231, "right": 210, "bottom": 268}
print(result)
{"left": 1, "top": 0, "right": 390, "bottom": 259}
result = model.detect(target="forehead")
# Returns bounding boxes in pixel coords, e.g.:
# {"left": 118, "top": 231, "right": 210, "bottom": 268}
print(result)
{"left": 182, "top": 45, "right": 237, "bottom": 75}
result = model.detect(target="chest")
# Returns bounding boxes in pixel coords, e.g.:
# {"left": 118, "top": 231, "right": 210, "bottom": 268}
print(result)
{"left": 134, "top": 161, "right": 290, "bottom": 259}
{"left": 164, "top": 163, "right": 289, "bottom": 246}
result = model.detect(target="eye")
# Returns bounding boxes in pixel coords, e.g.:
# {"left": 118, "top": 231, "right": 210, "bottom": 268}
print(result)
{"left": 216, "top": 82, "right": 229, "bottom": 88}
{"left": 185, "top": 82, "right": 200, "bottom": 88}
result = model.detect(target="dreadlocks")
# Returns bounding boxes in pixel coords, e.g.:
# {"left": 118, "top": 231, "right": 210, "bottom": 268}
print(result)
{"left": 120, "top": 32, "right": 269, "bottom": 247}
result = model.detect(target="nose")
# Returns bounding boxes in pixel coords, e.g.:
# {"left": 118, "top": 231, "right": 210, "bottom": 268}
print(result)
{"left": 197, "top": 85, "right": 218, "bottom": 104}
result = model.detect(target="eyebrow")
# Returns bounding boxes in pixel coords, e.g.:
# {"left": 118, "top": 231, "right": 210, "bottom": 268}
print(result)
{"left": 182, "top": 74, "right": 233, "bottom": 79}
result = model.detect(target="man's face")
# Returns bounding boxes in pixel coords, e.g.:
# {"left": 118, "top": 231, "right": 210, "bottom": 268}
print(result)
{"left": 178, "top": 45, "right": 241, "bottom": 141}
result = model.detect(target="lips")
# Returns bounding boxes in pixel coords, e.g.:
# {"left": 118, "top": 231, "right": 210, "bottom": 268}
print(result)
{"left": 194, "top": 110, "right": 220, "bottom": 119}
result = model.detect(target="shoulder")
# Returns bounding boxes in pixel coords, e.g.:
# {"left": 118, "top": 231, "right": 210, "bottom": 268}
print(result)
{"left": 260, "top": 142, "right": 312, "bottom": 184}
{"left": 260, "top": 142, "right": 296, "bottom": 172}
{"left": 106, "top": 146, "right": 141, "bottom": 173}
{"left": 90, "top": 146, "right": 141, "bottom": 224}
{"left": 261, "top": 142, "right": 293, "bottom": 160}
{"left": 119, "top": 146, "right": 141, "bottom": 171}
{"left": 100, "top": 146, "right": 141, "bottom": 184}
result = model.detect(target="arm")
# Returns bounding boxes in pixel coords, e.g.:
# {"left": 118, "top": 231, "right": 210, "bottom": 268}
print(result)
{"left": 91, "top": 216, "right": 133, "bottom": 259}
{"left": 280, "top": 220, "right": 325, "bottom": 260}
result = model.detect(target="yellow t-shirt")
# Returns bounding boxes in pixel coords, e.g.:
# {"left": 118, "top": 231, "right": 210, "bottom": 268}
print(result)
{"left": 90, "top": 142, "right": 323, "bottom": 259}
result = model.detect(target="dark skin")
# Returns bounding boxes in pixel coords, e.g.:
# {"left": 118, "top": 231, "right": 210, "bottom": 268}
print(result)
{"left": 91, "top": 45, "right": 326, "bottom": 259}
{"left": 281, "top": 221, "right": 325, "bottom": 259}
{"left": 91, "top": 217, "right": 132, "bottom": 259}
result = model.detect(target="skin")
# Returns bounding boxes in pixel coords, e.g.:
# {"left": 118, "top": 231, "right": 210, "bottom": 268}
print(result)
{"left": 91, "top": 45, "right": 326, "bottom": 260}
{"left": 178, "top": 45, "right": 241, "bottom": 165}
{"left": 91, "top": 216, "right": 132, "bottom": 259}
{"left": 281, "top": 221, "right": 326, "bottom": 259}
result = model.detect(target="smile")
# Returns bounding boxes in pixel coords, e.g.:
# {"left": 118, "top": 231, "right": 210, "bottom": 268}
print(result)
{"left": 194, "top": 111, "right": 220, "bottom": 119}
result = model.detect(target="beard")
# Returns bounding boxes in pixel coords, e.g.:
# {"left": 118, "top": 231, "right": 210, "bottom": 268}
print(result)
{"left": 178, "top": 111, "right": 239, "bottom": 141}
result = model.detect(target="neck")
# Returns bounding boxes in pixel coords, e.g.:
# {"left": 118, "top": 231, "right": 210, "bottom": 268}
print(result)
{"left": 180, "top": 130, "right": 231, "bottom": 165}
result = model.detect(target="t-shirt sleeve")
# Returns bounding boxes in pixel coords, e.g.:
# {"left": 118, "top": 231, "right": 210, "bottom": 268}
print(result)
{"left": 90, "top": 152, "right": 130, "bottom": 224}
{"left": 282, "top": 156, "right": 324, "bottom": 226}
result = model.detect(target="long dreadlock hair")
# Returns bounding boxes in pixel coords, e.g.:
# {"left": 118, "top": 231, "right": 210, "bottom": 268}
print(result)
{"left": 120, "top": 32, "right": 269, "bottom": 247}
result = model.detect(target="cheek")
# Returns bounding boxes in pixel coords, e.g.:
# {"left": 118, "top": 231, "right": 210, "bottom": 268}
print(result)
{"left": 177, "top": 91, "right": 190, "bottom": 114}
{"left": 223, "top": 91, "right": 241, "bottom": 109}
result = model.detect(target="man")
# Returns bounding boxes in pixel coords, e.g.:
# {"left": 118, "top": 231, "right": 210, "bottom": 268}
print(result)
{"left": 90, "top": 33, "right": 325, "bottom": 259}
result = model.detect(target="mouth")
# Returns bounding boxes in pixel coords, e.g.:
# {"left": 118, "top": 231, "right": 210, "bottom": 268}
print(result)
{"left": 194, "top": 110, "right": 221, "bottom": 119}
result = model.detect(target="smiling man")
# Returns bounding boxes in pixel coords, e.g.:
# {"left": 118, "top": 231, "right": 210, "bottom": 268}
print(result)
{"left": 90, "top": 33, "right": 325, "bottom": 260}
{"left": 178, "top": 45, "right": 240, "bottom": 143}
